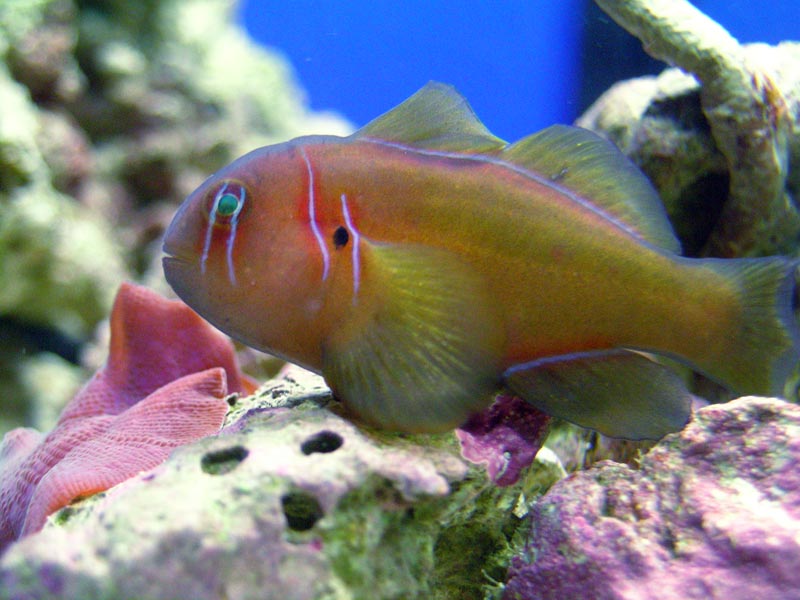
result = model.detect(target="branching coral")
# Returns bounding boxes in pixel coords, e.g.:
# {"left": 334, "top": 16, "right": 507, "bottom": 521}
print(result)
{"left": 595, "top": 0, "right": 800, "bottom": 257}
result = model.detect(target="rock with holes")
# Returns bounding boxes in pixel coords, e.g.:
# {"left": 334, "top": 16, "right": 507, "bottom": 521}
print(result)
{"left": 0, "top": 283, "right": 255, "bottom": 552}
{"left": 0, "top": 366, "right": 565, "bottom": 600}
{"left": 503, "top": 396, "right": 800, "bottom": 600}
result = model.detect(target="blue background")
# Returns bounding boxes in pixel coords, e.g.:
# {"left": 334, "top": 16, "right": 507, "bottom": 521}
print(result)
{"left": 239, "top": 1, "right": 799, "bottom": 141}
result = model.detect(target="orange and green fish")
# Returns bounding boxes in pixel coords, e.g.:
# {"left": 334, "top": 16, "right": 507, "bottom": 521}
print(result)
{"left": 163, "top": 82, "right": 799, "bottom": 440}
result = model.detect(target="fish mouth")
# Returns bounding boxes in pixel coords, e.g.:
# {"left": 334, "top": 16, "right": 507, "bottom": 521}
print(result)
{"left": 161, "top": 243, "right": 191, "bottom": 272}
{"left": 161, "top": 215, "right": 197, "bottom": 271}
{"left": 161, "top": 253, "right": 183, "bottom": 268}
{"left": 162, "top": 252, "right": 202, "bottom": 311}
{"left": 161, "top": 194, "right": 198, "bottom": 259}
{"left": 162, "top": 254, "right": 187, "bottom": 289}
{"left": 162, "top": 216, "right": 183, "bottom": 258}
{"left": 161, "top": 228, "right": 196, "bottom": 287}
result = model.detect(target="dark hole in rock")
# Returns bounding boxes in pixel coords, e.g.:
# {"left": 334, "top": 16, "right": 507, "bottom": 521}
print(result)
{"left": 301, "top": 430, "right": 344, "bottom": 455}
{"left": 201, "top": 445, "right": 249, "bottom": 475}
{"left": 281, "top": 491, "right": 324, "bottom": 531}
{"left": 54, "top": 505, "right": 77, "bottom": 526}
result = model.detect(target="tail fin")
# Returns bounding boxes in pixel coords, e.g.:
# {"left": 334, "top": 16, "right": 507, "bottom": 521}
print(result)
{"left": 699, "top": 256, "right": 799, "bottom": 396}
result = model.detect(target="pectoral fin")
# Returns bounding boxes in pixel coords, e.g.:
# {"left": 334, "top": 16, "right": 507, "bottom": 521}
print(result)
{"left": 504, "top": 350, "right": 692, "bottom": 440}
{"left": 322, "top": 244, "right": 504, "bottom": 433}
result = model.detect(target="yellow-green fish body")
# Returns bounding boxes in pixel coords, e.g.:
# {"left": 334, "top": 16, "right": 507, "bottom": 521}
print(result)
{"left": 163, "top": 82, "right": 799, "bottom": 439}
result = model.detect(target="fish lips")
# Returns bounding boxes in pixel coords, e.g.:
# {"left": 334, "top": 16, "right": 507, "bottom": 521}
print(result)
{"left": 162, "top": 194, "right": 195, "bottom": 254}
{"left": 162, "top": 253, "right": 196, "bottom": 310}
{"left": 162, "top": 202, "right": 201, "bottom": 295}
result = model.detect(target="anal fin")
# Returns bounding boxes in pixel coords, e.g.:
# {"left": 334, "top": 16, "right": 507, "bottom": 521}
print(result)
{"left": 504, "top": 349, "right": 692, "bottom": 440}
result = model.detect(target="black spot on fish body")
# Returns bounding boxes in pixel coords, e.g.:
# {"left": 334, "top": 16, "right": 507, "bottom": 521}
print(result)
{"left": 333, "top": 226, "right": 349, "bottom": 249}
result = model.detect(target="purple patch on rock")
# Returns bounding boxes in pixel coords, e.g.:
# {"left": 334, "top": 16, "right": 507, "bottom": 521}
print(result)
{"left": 503, "top": 397, "right": 800, "bottom": 600}
{"left": 40, "top": 563, "right": 66, "bottom": 596}
{"left": 456, "top": 394, "right": 552, "bottom": 486}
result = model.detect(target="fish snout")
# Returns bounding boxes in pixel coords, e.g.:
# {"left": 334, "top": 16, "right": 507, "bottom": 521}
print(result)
{"left": 162, "top": 198, "right": 197, "bottom": 261}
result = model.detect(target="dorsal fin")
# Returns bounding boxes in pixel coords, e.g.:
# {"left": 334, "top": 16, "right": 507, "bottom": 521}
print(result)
{"left": 502, "top": 125, "right": 681, "bottom": 253}
{"left": 351, "top": 81, "right": 506, "bottom": 154}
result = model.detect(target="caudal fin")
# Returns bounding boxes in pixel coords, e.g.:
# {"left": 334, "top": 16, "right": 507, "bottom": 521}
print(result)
{"left": 700, "top": 256, "right": 799, "bottom": 396}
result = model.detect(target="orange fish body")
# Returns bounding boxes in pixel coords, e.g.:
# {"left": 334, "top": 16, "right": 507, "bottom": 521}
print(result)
{"left": 164, "top": 83, "right": 799, "bottom": 439}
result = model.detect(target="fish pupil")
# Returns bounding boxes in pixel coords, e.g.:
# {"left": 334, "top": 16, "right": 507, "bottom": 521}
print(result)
{"left": 216, "top": 193, "right": 240, "bottom": 217}
{"left": 333, "top": 226, "right": 349, "bottom": 249}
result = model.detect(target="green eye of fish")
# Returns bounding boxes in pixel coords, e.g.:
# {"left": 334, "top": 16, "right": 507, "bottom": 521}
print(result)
{"left": 211, "top": 182, "right": 246, "bottom": 221}
{"left": 217, "top": 193, "right": 240, "bottom": 216}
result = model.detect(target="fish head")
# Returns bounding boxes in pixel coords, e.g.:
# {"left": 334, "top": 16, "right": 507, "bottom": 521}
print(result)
{"left": 163, "top": 142, "right": 330, "bottom": 370}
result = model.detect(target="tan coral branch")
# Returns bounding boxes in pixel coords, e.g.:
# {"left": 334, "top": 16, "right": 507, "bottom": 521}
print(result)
{"left": 594, "top": 0, "right": 799, "bottom": 257}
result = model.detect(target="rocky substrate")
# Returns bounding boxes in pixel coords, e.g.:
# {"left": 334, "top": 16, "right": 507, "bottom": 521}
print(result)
{"left": 505, "top": 396, "right": 800, "bottom": 600}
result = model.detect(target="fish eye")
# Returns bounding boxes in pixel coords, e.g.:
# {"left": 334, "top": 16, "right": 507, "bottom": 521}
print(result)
{"left": 217, "top": 193, "right": 240, "bottom": 216}
{"left": 210, "top": 181, "right": 246, "bottom": 221}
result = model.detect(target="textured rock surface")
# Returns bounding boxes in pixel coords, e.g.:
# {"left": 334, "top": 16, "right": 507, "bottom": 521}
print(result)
{"left": 457, "top": 394, "right": 553, "bottom": 486}
{"left": 504, "top": 396, "right": 800, "bottom": 600}
{"left": 0, "top": 367, "right": 565, "bottom": 599}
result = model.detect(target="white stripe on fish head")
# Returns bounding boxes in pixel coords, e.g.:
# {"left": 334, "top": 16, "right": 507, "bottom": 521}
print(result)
{"left": 200, "top": 186, "right": 222, "bottom": 276}
{"left": 340, "top": 193, "right": 361, "bottom": 304}
{"left": 299, "top": 147, "right": 331, "bottom": 282}
{"left": 224, "top": 184, "right": 245, "bottom": 286}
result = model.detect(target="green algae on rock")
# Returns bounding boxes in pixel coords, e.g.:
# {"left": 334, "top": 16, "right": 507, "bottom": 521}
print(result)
{"left": 0, "top": 368, "right": 565, "bottom": 600}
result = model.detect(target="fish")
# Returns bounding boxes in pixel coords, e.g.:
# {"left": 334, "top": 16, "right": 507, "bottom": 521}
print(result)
{"left": 163, "top": 81, "right": 800, "bottom": 440}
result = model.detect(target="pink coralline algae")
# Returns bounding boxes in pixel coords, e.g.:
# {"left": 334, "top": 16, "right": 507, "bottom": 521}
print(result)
{"left": 457, "top": 393, "right": 552, "bottom": 486}
{"left": 0, "top": 282, "right": 255, "bottom": 552}
{"left": 503, "top": 396, "right": 800, "bottom": 600}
